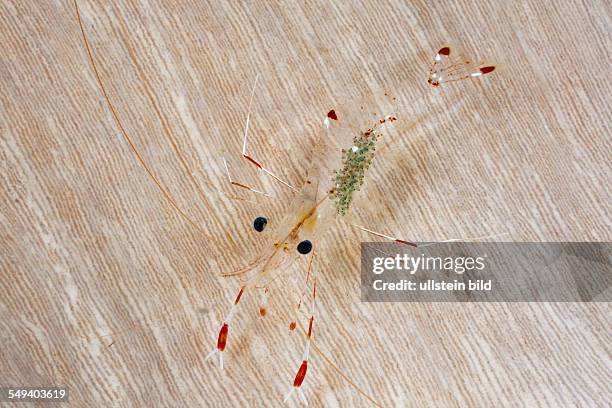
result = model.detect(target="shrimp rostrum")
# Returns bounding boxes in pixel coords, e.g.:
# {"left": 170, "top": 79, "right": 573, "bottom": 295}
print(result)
{"left": 206, "top": 47, "right": 496, "bottom": 404}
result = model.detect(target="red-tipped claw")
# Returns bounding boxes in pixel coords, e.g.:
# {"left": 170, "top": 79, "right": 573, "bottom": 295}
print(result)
{"left": 205, "top": 323, "right": 230, "bottom": 369}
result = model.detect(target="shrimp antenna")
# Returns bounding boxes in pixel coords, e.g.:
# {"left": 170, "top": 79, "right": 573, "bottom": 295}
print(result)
{"left": 418, "top": 231, "right": 510, "bottom": 247}
{"left": 110, "top": 10, "right": 221, "bottom": 219}
{"left": 73, "top": 0, "right": 210, "bottom": 236}
{"left": 242, "top": 74, "right": 260, "bottom": 156}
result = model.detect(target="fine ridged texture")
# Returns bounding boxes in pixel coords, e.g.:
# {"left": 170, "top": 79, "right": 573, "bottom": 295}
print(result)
{"left": 1, "top": 0, "right": 610, "bottom": 407}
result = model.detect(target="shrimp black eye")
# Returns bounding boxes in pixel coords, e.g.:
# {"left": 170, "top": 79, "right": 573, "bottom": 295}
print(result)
{"left": 297, "top": 240, "right": 312, "bottom": 255}
{"left": 253, "top": 216, "right": 267, "bottom": 232}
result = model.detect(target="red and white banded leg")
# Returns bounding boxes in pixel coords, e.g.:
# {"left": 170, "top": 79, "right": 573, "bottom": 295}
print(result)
{"left": 284, "top": 277, "right": 318, "bottom": 405}
{"left": 205, "top": 287, "right": 245, "bottom": 369}
{"left": 223, "top": 157, "right": 272, "bottom": 198}
{"left": 349, "top": 223, "right": 418, "bottom": 247}
{"left": 223, "top": 74, "right": 296, "bottom": 197}
{"left": 240, "top": 74, "right": 297, "bottom": 192}
{"left": 289, "top": 253, "right": 314, "bottom": 332}
{"left": 259, "top": 287, "right": 270, "bottom": 317}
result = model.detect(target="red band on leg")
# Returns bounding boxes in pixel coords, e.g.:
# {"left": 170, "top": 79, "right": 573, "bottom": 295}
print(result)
{"left": 217, "top": 323, "right": 229, "bottom": 351}
{"left": 293, "top": 361, "right": 308, "bottom": 387}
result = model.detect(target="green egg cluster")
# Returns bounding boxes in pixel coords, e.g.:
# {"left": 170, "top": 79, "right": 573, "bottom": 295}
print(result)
{"left": 331, "top": 130, "right": 379, "bottom": 216}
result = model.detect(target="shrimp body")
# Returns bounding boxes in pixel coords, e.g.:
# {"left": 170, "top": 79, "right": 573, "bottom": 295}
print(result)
{"left": 232, "top": 109, "right": 394, "bottom": 288}
{"left": 72, "top": 11, "right": 497, "bottom": 402}
{"left": 226, "top": 129, "right": 336, "bottom": 285}
{"left": 207, "top": 48, "right": 497, "bottom": 404}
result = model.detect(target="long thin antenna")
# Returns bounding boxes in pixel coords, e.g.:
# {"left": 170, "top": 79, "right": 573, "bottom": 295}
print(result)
{"left": 73, "top": 0, "right": 208, "bottom": 236}
{"left": 242, "top": 74, "right": 260, "bottom": 156}
{"left": 112, "top": 13, "right": 218, "bottom": 220}
{"left": 418, "top": 231, "right": 510, "bottom": 247}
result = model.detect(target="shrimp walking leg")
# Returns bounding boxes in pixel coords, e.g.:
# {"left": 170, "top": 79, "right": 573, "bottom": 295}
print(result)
{"left": 284, "top": 257, "right": 318, "bottom": 405}
{"left": 289, "top": 253, "right": 314, "bottom": 332}
{"left": 236, "top": 74, "right": 297, "bottom": 192}
{"left": 258, "top": 287, "right": 270, "bottom": 317}
{"left": 223, "top": 156, "right": 273, "bottom": 198}
{"left": 427, "top": 46, "right": 495, "bottom": 86}
{"left": 349, "top": 222, "right": 417, "bottom": 247}
{"left": 205, "top": 287, "right": 245, "bottom": 369}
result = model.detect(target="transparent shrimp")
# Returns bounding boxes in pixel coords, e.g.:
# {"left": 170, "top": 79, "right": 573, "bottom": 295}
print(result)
{"left": 73, "top": 7, "right": 497, "bottom": 403}
{"left": 206, "top": 50, "right": 497, "bottom": 404}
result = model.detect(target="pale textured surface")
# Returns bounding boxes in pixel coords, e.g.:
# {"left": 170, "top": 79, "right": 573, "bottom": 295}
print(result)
{"left": 1, "top": 1, "right": 611, "bottom": 407}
